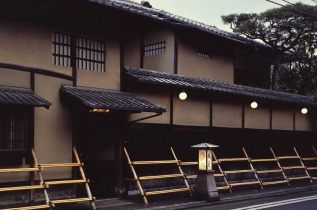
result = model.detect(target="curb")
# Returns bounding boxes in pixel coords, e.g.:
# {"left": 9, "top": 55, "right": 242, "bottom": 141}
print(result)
{"left": 174, "top": 185, "right": 317, "bottom": 209}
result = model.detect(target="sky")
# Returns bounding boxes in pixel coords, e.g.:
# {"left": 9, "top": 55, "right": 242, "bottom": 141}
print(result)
{"left": 132, "top": 0, "right": 316, "bottom": 32}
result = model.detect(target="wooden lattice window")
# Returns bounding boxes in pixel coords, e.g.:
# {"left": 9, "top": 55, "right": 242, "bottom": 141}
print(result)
{"left": 52, "top": 32, "right": 105, "bottom": 72}
{"left": 52, "top": 32, "right": 71, "bottom": 67}
{"left": 76, "top": 36, "right": 105, "bottom": 72}
{"left": 144, "top": 41, "right": 166, "bottom": 56}
{"left": 0, "top": 112, "right": 27, "bottom": 151}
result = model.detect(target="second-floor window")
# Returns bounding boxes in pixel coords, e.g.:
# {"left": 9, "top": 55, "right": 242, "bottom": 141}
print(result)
{"left": 144, "top": 41, "right": 166, "bottom": 56}
{"left": 52, "top": 32, "right": 71, "bottom": 67}
{"left": 52, "top": 32, "right": 105, "bottom": 72}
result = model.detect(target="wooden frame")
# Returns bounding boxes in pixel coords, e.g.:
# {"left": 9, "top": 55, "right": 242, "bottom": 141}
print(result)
{"left": 124, "top": 147, "right": 192, "bottom": 204}
{"left": 0, "top": 148, "right": 51, "bottom": 210}
{"left": 174, "top": 149, "right": 232, "bottom": 192}
{"left": 270, "top": 147, "right": 312, "bottom": 183}
{"left": 123, "top": 145, "right": 317, "bottom": 203}
{"left": 38, "top": 147, "right": 96, "bottom": 210}
{"left": 245, "top": 147, "right": 289, "bottom": 186}
{"left": 0, "top": 147, "right": 96, "bottom": 209}
{"left": 294, "top": 145, "right": 317, "bottom": 181}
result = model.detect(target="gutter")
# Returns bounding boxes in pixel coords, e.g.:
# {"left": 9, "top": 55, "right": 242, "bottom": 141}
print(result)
{"left": 127, "top": 113, "right": 162, "bottom": 124}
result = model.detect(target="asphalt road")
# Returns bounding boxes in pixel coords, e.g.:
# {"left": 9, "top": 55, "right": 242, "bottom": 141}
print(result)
{"left": 192, "top": 190, "right": 317, "bottom": 210}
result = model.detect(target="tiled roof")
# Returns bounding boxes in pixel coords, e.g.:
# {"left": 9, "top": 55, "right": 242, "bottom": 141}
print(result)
{"left": 87, "top": 0, "right": 269, "bottom": 48}
{"left": 0, "top": 86, "right": 51, "bottom": 109}
{"left": 125, "top": 66, "right": 317, "bottom": 107}
{"left": 60, "top": 85, "right": 166, "bottom": 113}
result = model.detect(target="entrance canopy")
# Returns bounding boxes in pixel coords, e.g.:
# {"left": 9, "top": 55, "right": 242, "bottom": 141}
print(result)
{"left": 0, "top": 85, "right": 51, "bottom": 109}
{"left": 60, "top": 85, "right": 166, "bottom": 113}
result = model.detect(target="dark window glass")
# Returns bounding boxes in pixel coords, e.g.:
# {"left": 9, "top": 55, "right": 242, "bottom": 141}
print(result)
{"left": 144, "top": 41, "right": 166, "bottom": 56}
{"left": 52, "top": 32, "right": 71, "bottom": 67}
{"left": 76, "top": 36, "right": 105, "bottom": 72}
{"left": 0, "top": 113, "right": 26, "bottom": 150}
{"left": 52, "top": 32, "right": 105, "bottom": 72}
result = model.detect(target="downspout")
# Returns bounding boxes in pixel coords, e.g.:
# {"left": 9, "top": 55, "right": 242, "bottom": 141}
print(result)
{"left": 127, "top": 113, "right": 162, "bottom": 124}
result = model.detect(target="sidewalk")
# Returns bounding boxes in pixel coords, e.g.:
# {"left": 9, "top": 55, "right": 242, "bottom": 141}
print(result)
{"left": 54, "top": 182, "right": 317, "bottom": 209}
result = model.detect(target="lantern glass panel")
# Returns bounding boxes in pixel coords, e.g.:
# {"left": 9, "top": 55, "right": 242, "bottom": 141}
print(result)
{"left": 207, "top": 150, "right": 212, "bottom": 171}
{"left": 199, "top": 149, "right": 207, "bottom": 171}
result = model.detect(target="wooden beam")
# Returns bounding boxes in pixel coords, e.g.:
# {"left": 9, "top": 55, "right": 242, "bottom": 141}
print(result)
{"left": 51, "top": 197, "right": 94, "bottom": 204}
{"left": 218, "top": 158, "right": 249, "bottom": 162}
{"left": 242, "top": 101, "right": 245, "bottom": 128}
{"left": 230, "top": 181, "right": 261, "bottom": 187}
{"left": 145, "top": 187, "right": 190, "bottom": 196}
{"left": 131, "top": 160, "right": 178, "bottom": 165}
{"left": 39, "top": 163, "right": 81, "bottom": 168}
{"left": 0, "top": 63, "right": 74, "bottom": 81}
{"left": 174, "top": 31, "right": 178, "bottom": 74}
{"left": 0, "top": 168, "right": 40, "bottom": 173}
{"left": 262, "top": 180, "right": 288, "bottom": 185}
{"left": 140, "top": 33, "right": 144, "bottom": 68}
{"left": 3, "top": 204, "right": 52, "bottom": 210}
{"left": 251, "top": 158, "right": 277, "bottom": 162}
{"left": 170, "top": 88, "right": 174, "bottom": 125}
{"left": 71, "top": 34, "right": 77, "bottom": 86}
{"left": 270, "top": 107, "right": 273, "bottom": 130}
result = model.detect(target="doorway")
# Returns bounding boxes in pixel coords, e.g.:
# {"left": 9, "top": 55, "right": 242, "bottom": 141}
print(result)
{"left": 76, "top": 112, "right": 125, "bottom": 198}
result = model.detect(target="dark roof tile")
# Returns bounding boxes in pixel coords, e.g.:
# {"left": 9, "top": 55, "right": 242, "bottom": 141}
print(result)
{"left": 60, "top": 85, "right": 166, "bottom": 113}
{"left": 87, "top": 0, "right": 269, "bottom": 48}
{"left": 124, "top": 67, "right": 317, "bottom": 107}
{"left": 0, "top": 86, "right": 51, "bottom": 109}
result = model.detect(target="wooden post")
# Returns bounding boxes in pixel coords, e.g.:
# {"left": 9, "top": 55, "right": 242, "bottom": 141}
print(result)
{"left": 170, "top": 147, "right": 192, "bottom": 196}
{"left": 31, "top": 149, "right": 51, "bottom": 207}
{"left": 294, "top": 147, "right": 312, "bottom": 182}
{"left": 242, "top": 148, "right": 263, "bottom": 189}
{"left": 123, "top": 147, "right": 148, "bottom": 204}
{"left": 73, "top": 147, "right": 96, "bottom": 210}
{"left": 212, "top": 151, "right": 232, "bottom": 192}
{"left": 270, "top": 147, "right": 290, "bottom": 185}
{"left": 312, "top": 145, "right": 317, "bottom": 157}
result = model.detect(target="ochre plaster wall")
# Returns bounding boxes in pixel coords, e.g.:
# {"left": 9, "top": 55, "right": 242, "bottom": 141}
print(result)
{"left": 143, "top": 28, "right": 174, "bottom": 74}
{"left": 128, "top": 88, "right": 170, "bottom": 124}
{"left": 173, "top": 95, "right": 210, "bottom": 126}
{"left": 177, "top": 38, "right": 234, "bottom": 83}
{"left": 244, "top": 105, "right": 270, "bottom": 129}
{"left": 295, "top": 110, "right": 313, "bottom": 131}
{"left": 212, "top": 101, "right": 242, "bottom": 128}
{"left": 0, "top": 68, "right": 30, "bottom": 88}
{"left": 0, "top": 20, "right": 72, "bottom": 75}
{"left": 272, "top": 108, "right": 293, "bottom": 130}
{"left": 34, "top": 75, "right": 73, "bottom": 180}
{"left": 77, "top": 39, "right": 121, "bottom": 90}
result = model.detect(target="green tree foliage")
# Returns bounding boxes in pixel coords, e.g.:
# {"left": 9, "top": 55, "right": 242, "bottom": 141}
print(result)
{"left": 222, "top": 2, "right": 317, "bottom": 95}
{"left": 279, "top": 32, "right": 317, "bottom": 96}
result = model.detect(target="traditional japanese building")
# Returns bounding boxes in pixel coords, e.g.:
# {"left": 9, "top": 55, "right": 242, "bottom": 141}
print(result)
{"left": 0, "top": 0, "right": 316, "bottom": 205}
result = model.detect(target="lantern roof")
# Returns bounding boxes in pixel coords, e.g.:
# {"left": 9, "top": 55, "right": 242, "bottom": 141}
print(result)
{"left": 191, "top": 143, "right": 219, "bottom": 149}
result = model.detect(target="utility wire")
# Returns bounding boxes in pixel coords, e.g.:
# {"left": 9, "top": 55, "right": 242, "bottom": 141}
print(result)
{"left": 281, "top": 0, "right": 317, "bottom": 17}
{"left": 266, "top": 0, "right": 317, "bottom": 19}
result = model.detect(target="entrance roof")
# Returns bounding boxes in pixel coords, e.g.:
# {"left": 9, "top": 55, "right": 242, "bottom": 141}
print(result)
{"left": 125, "top": 66, "right": 317, "bottom": 107}
{"left": 60, "top": 85, "right": 166, "bottom": 113}
{"left": 0, "top": 85, "right": 51, "bottom": 109}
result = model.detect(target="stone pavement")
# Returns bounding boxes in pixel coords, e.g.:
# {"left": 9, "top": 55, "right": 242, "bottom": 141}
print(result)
{"left": 2, "top": 182, "right": 317, "bottom": 209}
{"left": 54, "top": 182, "right": 317, "bottom": 209}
